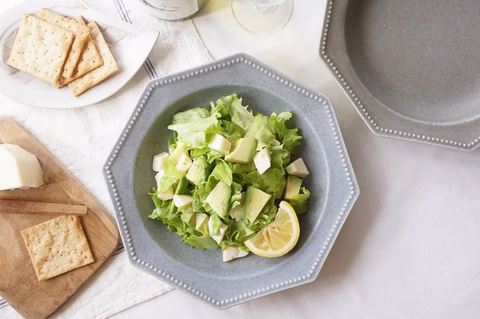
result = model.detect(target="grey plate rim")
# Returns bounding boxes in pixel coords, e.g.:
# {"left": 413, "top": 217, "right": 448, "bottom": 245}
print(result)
{"left": 103, "top": 53, "right": 359, "bottom": 309}
{"left": 319, "top": 0, "right": 480, "bottom": 151}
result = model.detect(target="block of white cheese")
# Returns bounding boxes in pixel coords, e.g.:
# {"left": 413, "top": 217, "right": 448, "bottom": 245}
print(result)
{"left": 208, "top": 217, "right": 228, "bottom": 244}
{"left": 175, "top": 153, "right": 192, "bottom": 172}
{"left": 173, "top": 194, "right": 194, "bottom": 209}
{"left": 286, "top": 158, "right": 309, "bottom": 178}
{"left": 223, "top": 244, "right": 249, "bottom": 262}
{"left": 229, "top": 204, "right": 243, "bottom": 221}
{"left": 208, "top": 134, "right": 231, "bottom": 154}
{"left": 253, "top": 149, "right": 271, "bottom": 175}
{"left": 0, "top": 144, "right": 44, "bottom": 191}
{"left": 152, "top": 152, "right": 169, "bottom": 172}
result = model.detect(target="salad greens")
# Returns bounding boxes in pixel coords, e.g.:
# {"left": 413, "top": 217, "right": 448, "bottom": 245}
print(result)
{"left": 148, "top": 94, "right": 310, "bottom": 257}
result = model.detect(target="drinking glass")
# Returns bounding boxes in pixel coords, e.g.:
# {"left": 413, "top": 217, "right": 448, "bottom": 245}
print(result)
{"left": 230, "top": 0, "right": 293, "bottom": 34}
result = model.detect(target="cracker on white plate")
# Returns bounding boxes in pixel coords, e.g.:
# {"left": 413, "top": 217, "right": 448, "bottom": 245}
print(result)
{"left": 7, "top": 14, "right": 75, "bottom": 85}
{"left": 57, "top": 17, "right": 104, "bottom": 88}
{"left": 38, "top": 9, "right": 90, "bottom": 83}
{"left": 68, "top": 21, "right": 119, "bottom": 97}
{"left": 21, "top": 215, "right": 95, "bottom": 282}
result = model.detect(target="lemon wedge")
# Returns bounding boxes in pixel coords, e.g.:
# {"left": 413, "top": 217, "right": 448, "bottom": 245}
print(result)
{"left": 245, "top": 201, "right": 300, "bottom": 258}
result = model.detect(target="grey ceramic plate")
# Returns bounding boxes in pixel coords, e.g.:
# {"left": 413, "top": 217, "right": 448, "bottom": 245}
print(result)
{"left": 104, "top": 53, "right": 359, "bottom": 308}
{"left": 320, "top": 0, "right": 480, "bottom": 150}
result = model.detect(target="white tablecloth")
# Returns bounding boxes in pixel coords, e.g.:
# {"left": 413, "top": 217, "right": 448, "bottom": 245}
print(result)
{"left": 0, "top": 0, "right": 210, "bottom": 318}
{"left": 113, "top": 1, "right": 480, "bottom": 319}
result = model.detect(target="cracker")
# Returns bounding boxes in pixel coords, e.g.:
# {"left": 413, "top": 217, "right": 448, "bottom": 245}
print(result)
{"left": 39, "top": 9, "right": 90, "bottom": 83}
{"left": 68, "top": 21, "right": 118, "bottom": 97}
{"left": 21, "top": 215, "right": 94, "bottom": 282}
{"left": 57, "top": 17, "right": 104, "bottom": 88}
{"left": 7, "top": 14, "right": 75, "bottom": 85}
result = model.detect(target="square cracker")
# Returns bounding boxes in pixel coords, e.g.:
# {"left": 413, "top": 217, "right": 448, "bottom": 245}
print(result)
{"left": 7, "top": 14, "right": 75, "bottom": 85}
{"left": 57, "top": 17, "right": 104, "bottom": 88}
{"left": 69, "top": 21, "right": 118, "bottom": 97}
{"left": 21, "top": 215, "right": 95, "bottom": 282}
{"left": 39, "top": 9, "right": 90, "bottom": 83}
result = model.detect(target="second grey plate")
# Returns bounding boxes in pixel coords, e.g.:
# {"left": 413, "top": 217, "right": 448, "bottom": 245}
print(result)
{"left": 321, "top": 0, "right": 480, "bottom": 150}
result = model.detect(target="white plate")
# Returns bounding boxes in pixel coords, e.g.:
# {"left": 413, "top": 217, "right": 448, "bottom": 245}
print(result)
{"left": 0, "top": 0, "right": 158, "bottom": 109}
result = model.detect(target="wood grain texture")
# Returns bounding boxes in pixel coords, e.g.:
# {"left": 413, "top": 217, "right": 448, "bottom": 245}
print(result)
{"left": 0, "top": 117, "right": 120, "bottom": 319}
{"left": 0, "top": 200, "right": 88, "bottom": 215}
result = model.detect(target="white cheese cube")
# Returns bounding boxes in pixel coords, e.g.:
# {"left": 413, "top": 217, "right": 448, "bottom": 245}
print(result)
{"left": 229, "top": 204, "right": 243, "bottom": 221}
{"left": 173, "top": 194, "right": 194, "bottom": 208}
{"left": 208, "top": 218, "right": 228, "bottom": 244}
{"left": 0, "top": 144, "right": 44, "bottom": 191}
{"left": 253, "top": 149, "right": 271, "bottom": 175}
{"left": 271, "top": 139, "right": 281, "bottom": 146}
{"left": 168, "top": 141, "right": 186, "bottom": 166}
{"left": 286, "top": 158, "right": 309, "bottom": 178}
{"left": 175, "top": 152, "right": 192, "bottom": 172}
{"left": 223, "top": 244, "right": 249, "bottom": 262}
{"left": 152, "top": 152, "right": 169, "bottom": 172}
{"left": 157, "top": 186, "right": 174, "bottom": 201}
{"left": 208, "top": 134, "right": 231, "bottom": 154}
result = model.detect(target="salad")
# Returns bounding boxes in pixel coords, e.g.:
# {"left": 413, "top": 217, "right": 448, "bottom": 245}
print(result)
{"left": 148, "top": 94, "right": 310, "bottom": 261}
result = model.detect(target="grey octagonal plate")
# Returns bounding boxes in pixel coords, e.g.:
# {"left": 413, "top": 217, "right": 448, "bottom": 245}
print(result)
{"left": 104, "top": 53, "right": 359, "bottom": 308}
{"left": 320, "top": 0, "right": 480, "bottom": 150}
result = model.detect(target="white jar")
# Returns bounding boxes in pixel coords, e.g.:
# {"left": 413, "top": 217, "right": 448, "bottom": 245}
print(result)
{"left": 140, "top": 0, "right": 207, "bottom": 20}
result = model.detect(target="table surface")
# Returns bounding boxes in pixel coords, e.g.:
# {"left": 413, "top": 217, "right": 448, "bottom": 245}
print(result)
{"left": 113, "top": 1, "right": 480, "bottom": 318}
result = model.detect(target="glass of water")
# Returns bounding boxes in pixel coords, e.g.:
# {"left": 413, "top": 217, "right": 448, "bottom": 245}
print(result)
{"left": 230, "top": 0, "right": 293, "bottom": 34}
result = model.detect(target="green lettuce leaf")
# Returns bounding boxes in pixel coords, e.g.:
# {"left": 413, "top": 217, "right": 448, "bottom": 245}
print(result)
{"left": 158, "top": 159, "right": 182, "bottom": 193}
{"left": 184, "top": 233, "right": 218, "bottom": 250}
{"left": 290, "top": 187, "right": 310, "bottom": 214}
{"left": 245, "top": 114, "right": 275, "bottom": 150}
{"left": 269, "top": 112, "right": 303, "bottom": 153}
{"left": 209, "top": 213, "right": 222, "bottom": 236}
{"left": 222, "top": 121, "right": 244, "bottom": 145}
{"left": 244, "top": 168, "right": 286, "bottom": 193}
{"left": 248, "top": 196, "right": 277, "bottom": 233}
{"left": 223, "top": 220, "right": 255, "bottom": 250}
{"left": 175, "top": 174, "right": 191, "bottom": 195}
{"left": 230, "top": 182, "right": 243, "bottom": 209}
{"left": 192, "top": 187, "right": 207, "bottom": 213}
{"left": 216, "top": 94, "right": 254, "bottom": 131}
{"left": 167, "top": 107, "right": 222, "bottom": 149}
{"left": 270, "top": 145, "right": 290, "bottom": 171}
{"left": 210, "top": 159, "right": 233, "bottom": 186}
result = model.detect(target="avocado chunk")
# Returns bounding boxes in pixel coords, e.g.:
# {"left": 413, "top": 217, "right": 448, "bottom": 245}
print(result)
{"left": 205, "top": 181, "right": 232, "bottom": 219}
{"left": 225, "top": 138, "right": 257, "bottom": 164}
{"left": 186, "top": 156, "right": 208, "bottom": 185}
{"left": 275, "top": 178, "right": 286, "bottom": 199}
{"left": 195, "top": 213, "right": 209, "bottom": 234}
{"left": 285, "top": 175, "right": 303, "bottom": 200}
{"left": 243, "top": 186, "right": 272, "bottom": 223}
{"left": 181, "top": 208, "right": 196, "bottom": 227}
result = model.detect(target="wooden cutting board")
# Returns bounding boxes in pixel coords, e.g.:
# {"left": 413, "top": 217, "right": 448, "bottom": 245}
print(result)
{"left": 0, "top": 117, "right": 120, "bottom": 319}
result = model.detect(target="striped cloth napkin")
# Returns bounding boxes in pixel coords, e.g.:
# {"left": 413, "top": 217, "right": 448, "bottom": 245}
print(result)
{"left": 0, "top": 0, "right": 211, "bottom": 318}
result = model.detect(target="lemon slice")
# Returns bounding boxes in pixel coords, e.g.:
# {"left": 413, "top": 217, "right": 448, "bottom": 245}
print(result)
{"left": 245, "top": 201, "right": 300, "bottom": 258}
